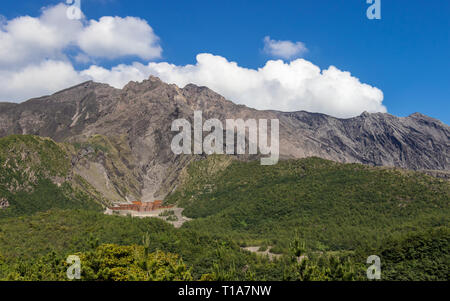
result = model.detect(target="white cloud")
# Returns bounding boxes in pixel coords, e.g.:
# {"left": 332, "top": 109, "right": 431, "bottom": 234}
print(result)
{"left": 0, "top": 4, "right": 82, "bottom": 68}
{"left": 0, "top": 4, "right": 161, "bottom": 68}
{"left": 263, "top": 36, "right": 308, "bottom": 59}
{"left": 82, "top": 53, "right": 386, "bottom": 118}
{"left": 0, "top": 60, "right": 87, "bottom": 101}
{"left": 78, "top": 16, "right": 161, "bottom": 60}
{"left": 0, "top": 4, "right": 162, "bottom": 102}
{"left": 81, "top": 62, "right": 149, "bottom": 88}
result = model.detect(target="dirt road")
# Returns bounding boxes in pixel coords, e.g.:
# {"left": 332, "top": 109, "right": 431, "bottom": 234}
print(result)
{"left": 242, "top": 246, "right": 282, "bottom": 261}
{"left": 104, "top": 206, "right": 191, "bottom": 228}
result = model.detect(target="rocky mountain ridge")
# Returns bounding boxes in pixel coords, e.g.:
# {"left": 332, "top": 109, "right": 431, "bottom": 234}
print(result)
{"left": 0, "top": 76, "right": 448, "bottom": 202}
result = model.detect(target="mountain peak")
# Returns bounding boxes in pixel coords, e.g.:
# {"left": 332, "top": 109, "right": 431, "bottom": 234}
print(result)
{"left": 360, "top": 111, "right": 371, "bottom": 117}
{"left": 408, "top": 112, "right": 445, "bottom": 125}
{"left": 409, "top": 112, "right": 427, "bottom": 118}
{"left": 123, "top": 75, "right": 168, "bottom": 92}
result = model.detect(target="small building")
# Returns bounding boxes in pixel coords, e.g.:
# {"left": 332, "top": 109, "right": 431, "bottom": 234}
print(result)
{"left": 109, "top": 200, "right": 173, "bottom": 213}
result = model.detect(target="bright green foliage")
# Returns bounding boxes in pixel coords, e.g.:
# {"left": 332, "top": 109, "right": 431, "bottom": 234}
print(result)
{"left": 78, "top": 244, "right": 192, "bottom": 281}
{"left": 0, "top": 243, "right": 192, "bottom": 281}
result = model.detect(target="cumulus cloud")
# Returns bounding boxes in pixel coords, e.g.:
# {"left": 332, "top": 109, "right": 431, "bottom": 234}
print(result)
{"left": 263, "top": 36, "right": 308, "bottom": 59}
{"left": 0, "top": 60, "right": 87, "bottom": 101}
{"left": 0, "top": 4, "right": 162, "bottom": 102}
{"left": 78, "top": 16, "right": 161, "bottom": 60}
{"left": 0, "top": 4, "right": 83, "bottom": 68}
{"left": 82, "top": 53, "right": 386, "bottom": 118}
{"left": 0, "top": 4, "right": 161, "bottom": 66}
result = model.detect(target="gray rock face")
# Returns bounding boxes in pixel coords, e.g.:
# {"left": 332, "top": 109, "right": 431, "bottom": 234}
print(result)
{"left": 0, "top": 76, "right": 448, "bottom": 201}
{"left": 276, "top": 110, "right": 449, "bottom": 170}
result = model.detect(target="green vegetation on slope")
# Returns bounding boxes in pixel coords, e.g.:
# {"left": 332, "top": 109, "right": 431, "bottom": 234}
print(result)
{"left": 0, "top": 135, "right": 102, "bottom": 217}
{"left": 168, "top": 156, "right": 449, "bottom": 253}
{"left": 0, "top": 135, "right": 70, "bottom": 179}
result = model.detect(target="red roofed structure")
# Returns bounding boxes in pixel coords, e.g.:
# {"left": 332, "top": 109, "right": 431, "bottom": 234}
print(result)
{"left": 109, "top": 200, "right": 172, "bottom": 212}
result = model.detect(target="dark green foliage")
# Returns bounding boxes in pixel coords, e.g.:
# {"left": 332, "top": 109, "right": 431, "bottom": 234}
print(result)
{"left": 355, "top": 227, "right": 450, "bottom": 280}
{"left": 1, "top": 251, "right": 67, "bottom": 281}
{"left": 0, "top": 208, "right": 447, "bottom": 280}
{"left": 0, "top": 209, "right": 268, "bottom": 280}
{"left": 0, "top": 180, "right": 101, "bottom": 217}
{"left": 170, "top": 157, "right": 449, "bottom": 253}
{"left": 0, "top": 135, "right": 102, "bottom": 217}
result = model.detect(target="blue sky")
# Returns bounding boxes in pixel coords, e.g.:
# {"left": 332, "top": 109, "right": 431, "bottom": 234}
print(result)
{"left": 1, "top": 0, "right": 449, "bottom": 123}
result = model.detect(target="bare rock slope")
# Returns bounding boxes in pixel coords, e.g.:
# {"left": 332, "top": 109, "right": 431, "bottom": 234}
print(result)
{"left": 0, "top": 76, "right": 448, "bottom": 202}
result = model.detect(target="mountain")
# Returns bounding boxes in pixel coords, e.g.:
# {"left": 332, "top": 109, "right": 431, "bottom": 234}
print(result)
{"left": 0, "top": 76, "right": 448, "bottom": 202}
{"left": 0, "top": 78, "right": 448, "bottom": 281}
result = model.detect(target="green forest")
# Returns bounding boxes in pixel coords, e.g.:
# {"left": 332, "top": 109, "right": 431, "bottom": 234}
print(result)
{"left": 0, "top": 136, "right": 448, "bottom": 280}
